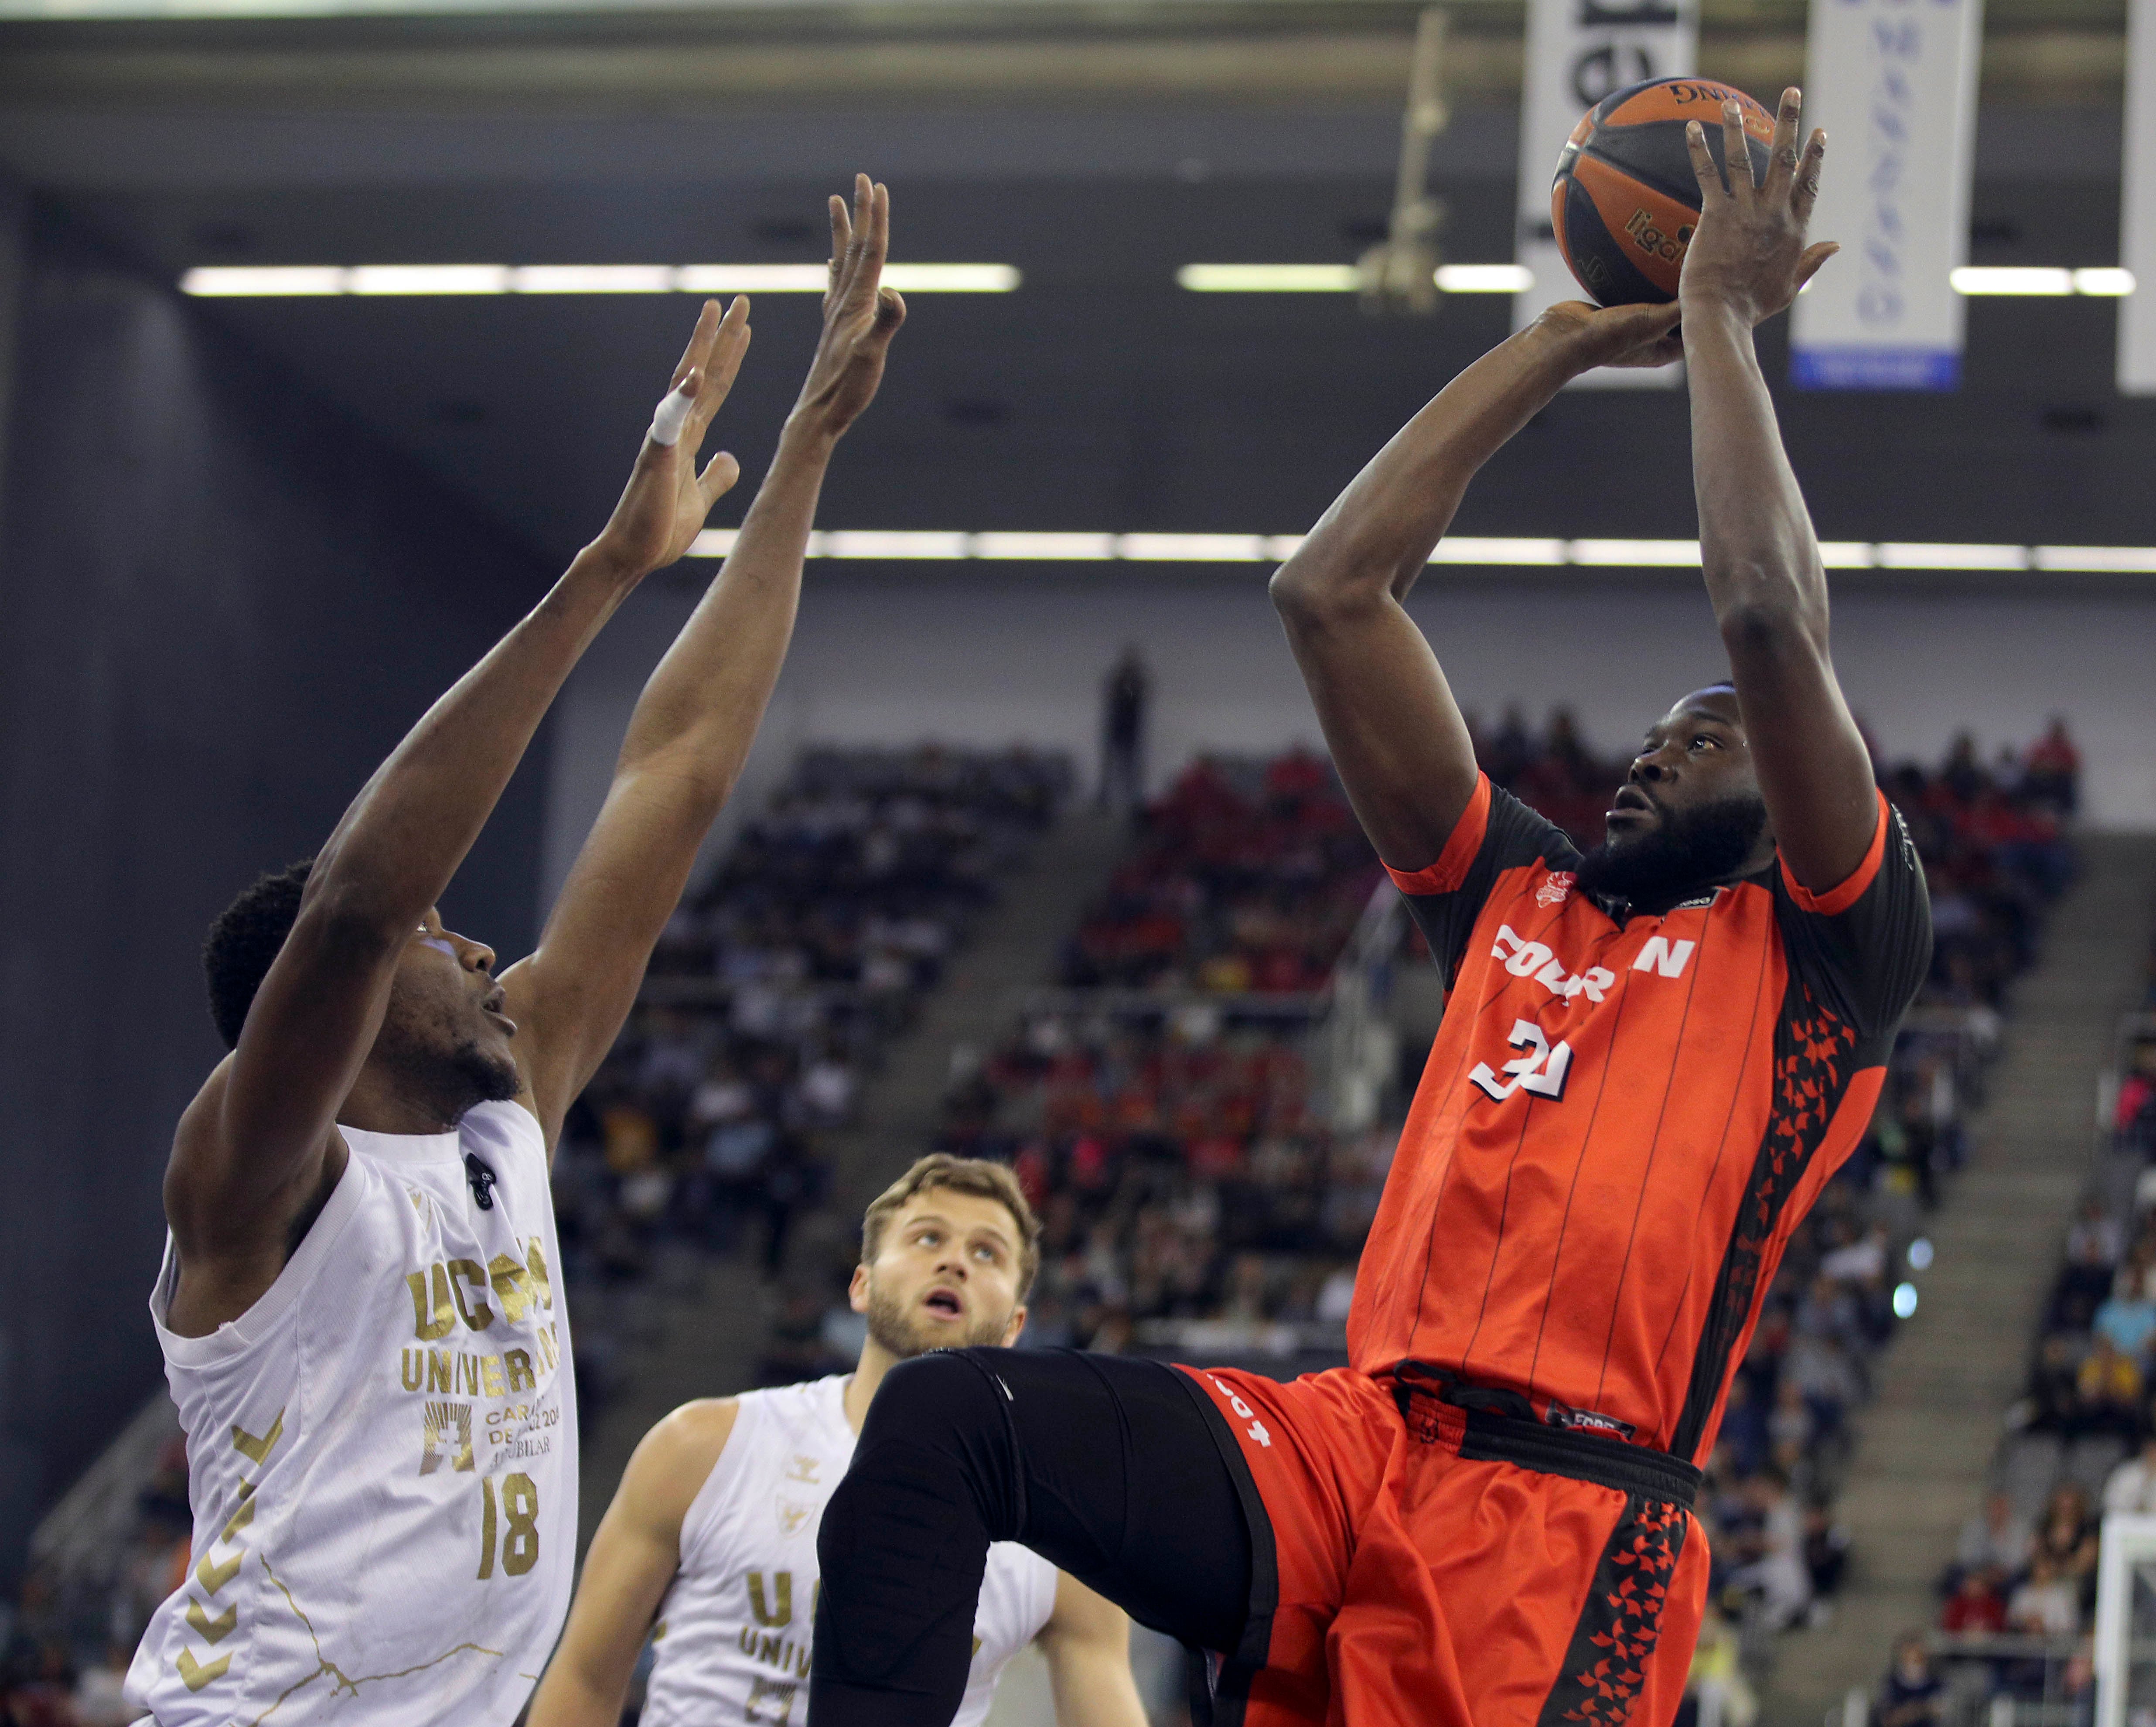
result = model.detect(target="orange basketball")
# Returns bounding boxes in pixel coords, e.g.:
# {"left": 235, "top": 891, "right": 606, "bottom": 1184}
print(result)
{"left": 1550, "top": 77, "right": 1774, "bottom": 305}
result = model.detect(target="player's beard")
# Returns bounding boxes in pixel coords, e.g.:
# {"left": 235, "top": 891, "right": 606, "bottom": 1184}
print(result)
{"left": 1576, "top": 790, "right": 1770, "bottom": 911}
{"left": 863, "top": 1275, "right": 1014, "bottom": 1360}
{"left": 373, "top": 993, "right": 522, "bottom": 1126}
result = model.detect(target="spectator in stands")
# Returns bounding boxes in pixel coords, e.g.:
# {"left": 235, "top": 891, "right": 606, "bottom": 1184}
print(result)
{"left": 2074, "top": 1336, "right": 2144, "bottom": 1440}
{"left": 2101, "top": 1423, "right": 2156, "bottom": 1515}
{"left": 1941, "top": 1568, "right": 2009, "bottom": 1635}
{"left": 1958, "top": 1490, "right": 2035, "bottom": 1577}
{"left": 2033, "top": 1485, "right": 2101, "bottom": 1600}
{"left": 2022, "top": 717, "right": 2081, "bottom": 815}
{"left": 2007, "top": 1554, "right": 2079, "bottom": 1638}
{"left": 1877, "top": 1633, "right": 1947, "bottom": 1727}
{"left": 1098, "top": 647, "right": 1149, "bottom": 815}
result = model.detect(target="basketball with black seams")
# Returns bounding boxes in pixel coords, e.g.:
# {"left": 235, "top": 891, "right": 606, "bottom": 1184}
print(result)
{"left": 1551, "top": 77, "right": 1776, "bottom": 305}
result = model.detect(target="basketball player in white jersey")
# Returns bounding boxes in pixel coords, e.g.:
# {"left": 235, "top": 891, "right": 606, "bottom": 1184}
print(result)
{"left": 529, "top": 1156, "right": 1147, "bottom": 1727}
{"left": 125, "top": 178, "right": 907, "bottom": 1727}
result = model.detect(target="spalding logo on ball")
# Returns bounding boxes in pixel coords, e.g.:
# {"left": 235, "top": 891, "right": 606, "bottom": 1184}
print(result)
{"left": 1552, "top": 77, "right": 1775, "bottom": 305}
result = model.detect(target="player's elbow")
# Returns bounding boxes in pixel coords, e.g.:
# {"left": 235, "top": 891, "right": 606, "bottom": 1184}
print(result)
{"left": 1715, "top": 586, "right": 1823, "bottom": 665}
{"left": 1269, "top": 556, "right": 1384, "bottom": 633}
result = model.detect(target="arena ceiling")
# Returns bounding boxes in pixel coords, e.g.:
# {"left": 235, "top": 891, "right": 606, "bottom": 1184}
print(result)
{"left": 1, "top": 0, "right": 2147, "bottom": 573}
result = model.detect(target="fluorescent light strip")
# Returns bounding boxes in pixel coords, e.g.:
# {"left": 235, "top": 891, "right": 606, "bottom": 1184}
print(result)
{"left": 681, "top": 532, "right": 2156, "bottom": 572}
{"left": 179, "top": 263, "right": 1021, "bottom": 298}
{"left": 1176, "top": 263, "right": 2135, "bottom": 298}
{"left": 1176, "top": 263, "right": 1532, "bottom": 294}
{"left": 1951, "top": 266, "right": 2138, "bottom": 297}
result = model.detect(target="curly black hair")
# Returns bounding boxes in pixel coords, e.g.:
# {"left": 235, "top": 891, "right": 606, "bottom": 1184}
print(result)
{"left": 203, "top": 858, "right": 315, "bottom": 1048}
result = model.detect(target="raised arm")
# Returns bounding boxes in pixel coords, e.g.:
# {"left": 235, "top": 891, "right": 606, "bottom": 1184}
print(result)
{"left": 1036, "top": 1572, "right": 1146, "bottom": 1727}
{"left": 501, "top": 175, "right": 906, "bottom": 1143}
{"left": 1269, "top": 301, "right": 1682, "bottom": 870}
{"left": 164, "top": 334, "right": 739, "bottom": 1329}
{"left": 1679, "top": 89, "right": 1877, "bottom": 892}
{"left": 527, "top": 1399, "right": 737, "bottom": 1727}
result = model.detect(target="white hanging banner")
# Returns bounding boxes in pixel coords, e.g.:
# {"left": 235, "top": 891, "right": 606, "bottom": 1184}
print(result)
{"left": 2120, "top": 0, "right": 2156, "bottom": 392}
{"left": 1788, "top": 0, "right": 1984, "bottom": 389}
{"left": 1510, "top": 0, "right": 1699, "bottom": 389}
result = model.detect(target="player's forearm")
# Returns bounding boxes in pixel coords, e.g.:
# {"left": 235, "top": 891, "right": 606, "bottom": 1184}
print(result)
{"left": 309, "top": 556, "right": 641, "bottom": 938}
{"left": 1272, "top": 324, "right": 1578, "bottom": 614}
{"left": 1683, "top": 302, "right": 1828, "bottom": 644}
{"left": 612, "top": 414, "right": 835, "bottom": 801}
{"left": 527, "top": 1657, "right": 635, "bottom": 1727}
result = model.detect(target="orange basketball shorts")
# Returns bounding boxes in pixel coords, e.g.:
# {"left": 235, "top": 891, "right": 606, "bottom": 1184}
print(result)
{"left": 1173, "top": 1363, "right": 1711, "bottom": 1727}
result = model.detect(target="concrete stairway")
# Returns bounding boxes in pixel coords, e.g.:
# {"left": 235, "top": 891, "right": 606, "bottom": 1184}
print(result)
{"left": 574, "top": 803, "right": 1132, "bottom": 1550}
{"left": 1763, "top": 833, "right": 2156, "bottom": 1726}
{"left": 817, "top": 803, "right": 1131, "bottom": 1218}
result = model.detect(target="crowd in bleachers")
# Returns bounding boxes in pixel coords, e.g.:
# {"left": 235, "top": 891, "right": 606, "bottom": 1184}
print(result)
{"left": 549, "top": 745, "right": 1068, "bottom": 1407}
{"left": 0, "top": 713, "right": 2089, "bottom": 1726}
{"left": 1912, "top": 1003, "right": 2156, "bottom": 1725}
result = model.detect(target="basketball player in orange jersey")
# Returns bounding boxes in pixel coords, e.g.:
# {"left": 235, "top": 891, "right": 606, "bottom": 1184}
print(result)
{"left": 806, "top": 92, "right": 1929, "bottom": 1727}
{"left": 126, "top": 180, "right": 903, "bottom": 1727}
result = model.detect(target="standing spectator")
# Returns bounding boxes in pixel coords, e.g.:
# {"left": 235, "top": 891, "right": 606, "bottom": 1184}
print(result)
{"left": 1098, "top": 646, "right": 1149, "bottom": 814}
{"left": 2022, "top": 717, "right": 2081, "bottom": 813}
{"left": 1878, "top": 1634, "right": 1947, "bottom": 1727}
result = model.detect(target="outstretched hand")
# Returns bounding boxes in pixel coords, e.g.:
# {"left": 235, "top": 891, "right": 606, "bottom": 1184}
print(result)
{"left": 1534, "top": 297, "right": 1685, "bottom": 372}
{"left": 1679, "top": 86, "right": 1838, "bottom": 326}
{"left": 591, "top": 295, "right": 754, "bottom": 576}
{"left": 792, "top": 174, "right": 907, "bottom": 439}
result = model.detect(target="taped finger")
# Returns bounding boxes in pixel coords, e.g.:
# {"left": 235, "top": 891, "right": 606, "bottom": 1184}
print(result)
{"left": 648, "top": 383, "right": 695, "bottom": 447}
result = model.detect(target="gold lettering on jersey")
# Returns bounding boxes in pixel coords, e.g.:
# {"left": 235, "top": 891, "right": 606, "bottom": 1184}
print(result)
{"left": 232, "top": 1409, "right": 286, "bottom": 1465}
{"left": 196, "top": 1548, "right": 243, "bottom": 1595}
{"left": 408, "top": 1267, "right": 457, "bottom": 1341}
{"left": 525, "top": 1239, "right": 554, "bottom": 1310}
{"left": 505, "top": 1349, "right": 536, "bottom": 1391}
{"left": 488, "top": 1254, "right": 535, "bottom": 1322}
{"left": 746, "top": 1674, "right": 799, "bottom": 1724}
{"left": 401, "top": 1351, "right": 425, "bottom": 1392}
{"left": 747, "top": 1570, "right": 793, "bottom": 1628}
{"left": 446, "top": 1258, "right": 494, "bottom": 1331}
{"left": 177, "top": 1648, "right": 232, "bottom": 1691}
{"left": 430, "top": 1350, "right": 455, "bottom": 1393}
{"left": 481, "top": 1355, "right": 506, "bottom": 1398}
{"left": 537, "top": 1323, "right": 560, "bottom": 1371}
{"left": 185, "top": 1601, "right": 238, "bottom": 1645}
{"left": 736, "top": 1628, "right": 814, "bottom": 1681}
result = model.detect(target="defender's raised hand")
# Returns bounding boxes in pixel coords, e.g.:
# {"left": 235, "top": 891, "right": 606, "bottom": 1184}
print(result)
{"left": 793, "top": 174, "right": 907, "bottom": 438}
{"left": 592, "top": 294, "right": 754, "bottom": 575}
{"left": 1680, "top": 87, "right": 1836, "bottom": 327}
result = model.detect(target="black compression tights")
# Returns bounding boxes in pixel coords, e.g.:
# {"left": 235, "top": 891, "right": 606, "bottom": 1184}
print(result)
{"left": 807, "top": 1348, "right": 1254, "bottom": 1727}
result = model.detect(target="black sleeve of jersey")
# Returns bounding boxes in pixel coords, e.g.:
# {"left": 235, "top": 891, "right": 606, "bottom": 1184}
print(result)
{"left": 1772, "top": 794, "right": 1934, "bottom": 1054}
{"left": 1388, "top": 776, "right": 1580, "bottom": 991}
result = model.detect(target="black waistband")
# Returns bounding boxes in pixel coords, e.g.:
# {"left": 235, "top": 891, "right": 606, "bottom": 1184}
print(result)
{"left": 1389, "top": 1363, "right": 1702, "bottom": 1509}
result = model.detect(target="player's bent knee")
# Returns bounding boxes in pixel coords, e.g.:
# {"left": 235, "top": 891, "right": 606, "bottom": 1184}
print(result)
{"left": 827, "top": 1350, "right": 1024, "bottom": 1557}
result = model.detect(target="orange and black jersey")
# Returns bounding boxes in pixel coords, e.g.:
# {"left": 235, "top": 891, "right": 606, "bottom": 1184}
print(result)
{"left": 1352, "top": 773, "right": 1932, "bottom": 1467}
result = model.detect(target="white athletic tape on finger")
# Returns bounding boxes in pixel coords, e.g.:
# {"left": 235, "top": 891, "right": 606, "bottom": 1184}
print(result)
{"left": 648, "top": 385, "right": 694, "bottom": 447}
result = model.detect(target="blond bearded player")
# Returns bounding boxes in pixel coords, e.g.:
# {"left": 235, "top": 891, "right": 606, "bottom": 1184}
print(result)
{"left": 529, "top": 1157, "right": 1146, "bottom": 1727}
{"left": 126, "top": 178, "right": 905, "bottom": 1726}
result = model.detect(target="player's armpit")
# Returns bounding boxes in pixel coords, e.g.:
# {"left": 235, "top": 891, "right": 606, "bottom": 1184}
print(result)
{"left": 527, "top": 1399, "right": 739, "bottom": 1727}
{"left": 1037, "top": 1572, "right": 1147, "bottom": 1727}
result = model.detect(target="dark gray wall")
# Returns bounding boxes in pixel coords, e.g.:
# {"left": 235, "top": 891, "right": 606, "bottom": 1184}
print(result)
{"left": 0, "top": 213, "right": 554, "bottom": 1581}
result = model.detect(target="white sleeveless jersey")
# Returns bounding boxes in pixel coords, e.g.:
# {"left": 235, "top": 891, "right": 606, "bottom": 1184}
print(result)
{"left": 127, "top": 1100, "right": 577, "bottom": 1726}
{"left": 641, "top": 1375, "right": 1056, "bottom": 1727}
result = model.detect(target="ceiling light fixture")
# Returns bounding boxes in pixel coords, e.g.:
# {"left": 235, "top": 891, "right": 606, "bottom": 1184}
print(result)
{"left": 179, "top": 262, "right": 1023, "bottom": 298}
{"left": 1176, "top": 263, "right": 1532, "bottom": 294}
{"left": 682, "top": 531, "right": 2149, "bottom": 572}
